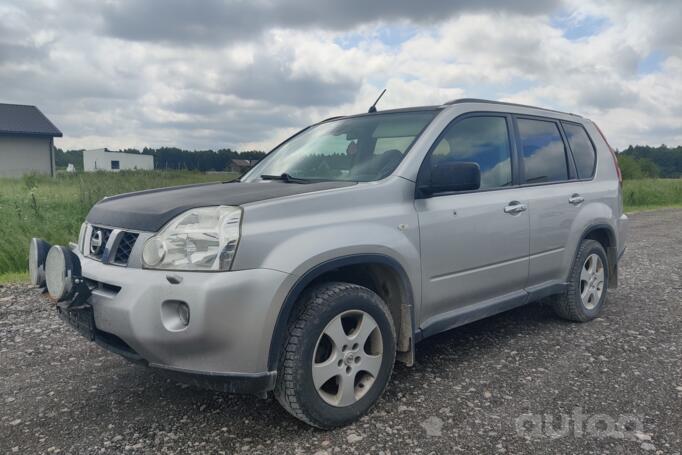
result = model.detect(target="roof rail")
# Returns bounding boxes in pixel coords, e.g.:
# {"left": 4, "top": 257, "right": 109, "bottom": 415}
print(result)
{"left": 319, "top": 115, "right": 345, "bottom": 123}
{"left": 444, "top": 98, "right": 581, "bottom": 117}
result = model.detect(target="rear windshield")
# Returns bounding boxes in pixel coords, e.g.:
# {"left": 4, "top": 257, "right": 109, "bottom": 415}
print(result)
{"left": 242, "top": 111, "right": 438, "bottom": 182}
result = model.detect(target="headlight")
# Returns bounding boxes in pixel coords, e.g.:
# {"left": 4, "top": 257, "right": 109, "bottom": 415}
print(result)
{"left": 142, "top": 206, "right": 242, "bottom": 271}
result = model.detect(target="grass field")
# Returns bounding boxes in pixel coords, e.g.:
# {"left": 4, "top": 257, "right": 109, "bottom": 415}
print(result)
{"left": 0, "top": 173, "right": 680, "bottom": 282}
{"left": 0, "top": 171, "right": 236, "bottom": 281}
{"left": 622, "top": 178, "right": 682, "bottom": 211}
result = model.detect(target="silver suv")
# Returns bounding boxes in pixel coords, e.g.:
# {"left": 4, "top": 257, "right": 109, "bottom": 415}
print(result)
{"left": 30, "top": 99, "right": 627, "bottom": 428}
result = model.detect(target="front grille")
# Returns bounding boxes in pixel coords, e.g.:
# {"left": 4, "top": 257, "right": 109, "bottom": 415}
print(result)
{"left": 89, "top": 227, "right": 112, "bottom": 261}
{"left": 113, "top": 232, "right": 138, "bottom": 265}
{"left": 87, "top": 225, "right": 139, "bottom": 266}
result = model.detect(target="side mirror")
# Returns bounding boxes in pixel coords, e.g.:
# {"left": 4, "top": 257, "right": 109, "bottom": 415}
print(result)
{"left": 422, "top": 161, "right": 481, "bottom": 195}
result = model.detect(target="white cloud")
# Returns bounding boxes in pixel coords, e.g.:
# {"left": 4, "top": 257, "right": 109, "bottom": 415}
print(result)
{"left": 0, "top": 0, "right": 680, "bottom": 151}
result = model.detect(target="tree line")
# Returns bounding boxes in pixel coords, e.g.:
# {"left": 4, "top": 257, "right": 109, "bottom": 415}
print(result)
{"left": 55, "top": 144, "right": 682, "bottom": 179}
{"left": 618, "top": 145, "right": 682, "bottom": 179}
{"left": 54, "top": 147, "right": 267, "bottom": 172}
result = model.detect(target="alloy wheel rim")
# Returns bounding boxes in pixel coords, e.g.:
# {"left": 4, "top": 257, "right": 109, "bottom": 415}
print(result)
{"left": 580, "top": 253, "right": 605, "bottom": 310}
{"left": 312, "top": 310, "right": 383, "bottom": 407}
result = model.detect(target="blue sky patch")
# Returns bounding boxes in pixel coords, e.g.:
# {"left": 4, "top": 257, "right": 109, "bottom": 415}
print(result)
{"left": 638, "top": 50, "right": 666, "bottom": 75}
{"left": 334, "top": 24, "right": 419, "bottom": 50}
{"left": 551, "top": 13, "right": 610, "bottom": 40}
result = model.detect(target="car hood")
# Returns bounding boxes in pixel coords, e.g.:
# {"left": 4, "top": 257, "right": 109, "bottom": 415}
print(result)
{"left": 86, "top": 180, "right": 356, "bottom": 231}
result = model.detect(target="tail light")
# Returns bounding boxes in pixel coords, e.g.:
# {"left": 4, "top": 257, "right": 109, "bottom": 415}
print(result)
{"left": 593, "top": 122, "right": 622, "bottom": 185}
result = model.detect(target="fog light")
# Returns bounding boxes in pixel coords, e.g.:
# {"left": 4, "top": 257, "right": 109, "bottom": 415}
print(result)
{"left": 28, "top": 238, "right": 51, "bottom": 287}
{"left": 177, "top": 302, "right": 190, "bottom": 326}
{"left": 45, "top": 245, "right": 81, "bottom": 301}
{"left": 161, "top": 300, "right": 190, "bottom": 331}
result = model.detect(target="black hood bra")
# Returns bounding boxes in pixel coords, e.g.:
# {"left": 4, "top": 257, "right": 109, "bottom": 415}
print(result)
{"left": 86, "top": 180, "right": 355, "bottom": 232}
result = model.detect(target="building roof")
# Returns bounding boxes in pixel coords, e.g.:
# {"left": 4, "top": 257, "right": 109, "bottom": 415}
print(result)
{"left": 231, "top": 159, "right": 255, "bottom": 167}
{"left": 84, "top": 148, "right": 153, "bottom": 158}
{"left": 0, "top": 103, "right": 63, "bottom": 137}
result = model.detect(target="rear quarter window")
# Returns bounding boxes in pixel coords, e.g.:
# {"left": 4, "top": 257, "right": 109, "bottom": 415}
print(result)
{"left": 563, "top": 122, "right": 597, "bottom": 179}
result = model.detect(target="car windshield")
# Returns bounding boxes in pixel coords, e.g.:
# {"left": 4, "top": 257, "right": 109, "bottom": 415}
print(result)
{"left": 242, "top": 110, "right": 439, "bottom": 183}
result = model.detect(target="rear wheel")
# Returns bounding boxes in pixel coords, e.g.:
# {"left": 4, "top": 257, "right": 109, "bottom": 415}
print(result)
{"left": 275, "top": 282, "right": 396, "bottom": 428}
{"left": 552, "top": 239, "right": 609, "bottom": 322}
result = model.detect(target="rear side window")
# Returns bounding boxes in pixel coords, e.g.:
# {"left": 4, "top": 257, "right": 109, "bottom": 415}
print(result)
{"left": 563, "top": 123, "right": 596, "bottom": 178}
{"left": 517, "top": 118, "right": 568, "bottom": 184}
{"left": 429, "top": 116, "right": 512, "bottom": 189}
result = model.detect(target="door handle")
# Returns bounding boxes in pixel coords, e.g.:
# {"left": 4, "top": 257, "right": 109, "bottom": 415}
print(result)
{"left": 569, "top": 194, "right": 585, "bottom": 205}
{"left": 504, "top": 201, "right": 528, "bottom": 214}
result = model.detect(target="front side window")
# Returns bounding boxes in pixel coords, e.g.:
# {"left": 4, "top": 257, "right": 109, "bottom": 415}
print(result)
{"left": 563, "top": 122, "right": 596, "bottom": 178}
{"left": 427, "top": 116, "right": 513, "bottom": 190}
{"left": 242, "top": 111, "right": 438, "bottom": 183}
{"left": 517, "top": 118, "right": 568, "bottom": 183}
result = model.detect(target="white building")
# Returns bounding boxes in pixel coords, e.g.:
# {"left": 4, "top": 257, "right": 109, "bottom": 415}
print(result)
{"left": 83, "top": 148, "right": 154, "bottom": 172}
{"left": 0, "top": 103, "right": 62, "bottom": 177}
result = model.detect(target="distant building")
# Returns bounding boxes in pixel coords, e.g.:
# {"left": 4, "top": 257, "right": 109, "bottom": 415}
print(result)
{"left": 0, "top": 103, "right": 62, "bottom": 177}
{"left": 230, "top": 159, "right": 257, "bottom": 173}
{"left": 83, "top": 148, "right": 154, "bottom": 172}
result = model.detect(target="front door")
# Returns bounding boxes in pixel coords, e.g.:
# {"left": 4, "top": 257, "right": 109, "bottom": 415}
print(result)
{"left": 416, "top": 114, "right": 530, "bottom": 335}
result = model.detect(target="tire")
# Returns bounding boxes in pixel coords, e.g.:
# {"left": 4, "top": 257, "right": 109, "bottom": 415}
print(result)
{"left": 275, "top": 282, "right": 396, "bottom": 429}
{"left": 552, "top": 239, "right": 609, "bottom": 322}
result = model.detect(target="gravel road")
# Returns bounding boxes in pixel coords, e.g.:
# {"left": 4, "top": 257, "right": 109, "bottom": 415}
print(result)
{"left": 1, "top": 209, "right": 681, "bottom": 454}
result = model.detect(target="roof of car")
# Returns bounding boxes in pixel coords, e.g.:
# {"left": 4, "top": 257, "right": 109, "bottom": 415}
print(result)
{"left": 320, "top": 105, "right": 443, "bottom": 123}
{"left": 444, "top": 98, "right": 582, "bottom": 118}
{"left": 0, "top": 103, "right": 63, "bottom": 137}
{"left": 322, "top": 98, "right": 582, "bottom": 123}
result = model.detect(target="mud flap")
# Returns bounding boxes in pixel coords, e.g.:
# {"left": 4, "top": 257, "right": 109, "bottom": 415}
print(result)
{"left": 607, "top": 246, "right": 618, "bottom": 289}
{"left": 396, "top": 303, "right": 415, "bottom": 366}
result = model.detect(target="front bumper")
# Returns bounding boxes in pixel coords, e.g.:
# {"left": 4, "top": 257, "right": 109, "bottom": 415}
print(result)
{"left": 59, "top": 249, "right": 291, "bottom": 393}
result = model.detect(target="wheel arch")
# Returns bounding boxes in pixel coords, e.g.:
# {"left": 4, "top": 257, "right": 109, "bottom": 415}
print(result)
{"left": 267, "top": 254, "right": 416, "bottom": 371}
{"left": 577, "top": 223, "right": 618, "bottom": 288}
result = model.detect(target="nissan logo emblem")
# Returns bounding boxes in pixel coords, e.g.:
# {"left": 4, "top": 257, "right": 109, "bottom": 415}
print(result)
{"left": 90, "top": 230, "right": 104, "bottom": 255}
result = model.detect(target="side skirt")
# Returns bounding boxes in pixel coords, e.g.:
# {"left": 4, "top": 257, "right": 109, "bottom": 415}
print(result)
{"left": 416, "top": 282, "right": 567, "bottom": 342}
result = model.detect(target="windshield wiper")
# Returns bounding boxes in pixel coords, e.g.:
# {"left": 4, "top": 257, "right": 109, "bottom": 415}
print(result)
{"left": 260, "top": 173, "right": 312, "bottom": 184}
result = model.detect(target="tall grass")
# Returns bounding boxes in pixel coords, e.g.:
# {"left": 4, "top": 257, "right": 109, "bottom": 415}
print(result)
{"left": 622, "top": 178, "right": 682, "bottom": 211}
{"left": 0, "top": 171, "right": 235, "bottom": 276}
{"left": 0, "top": 172, "right": 680, "bottom": 277}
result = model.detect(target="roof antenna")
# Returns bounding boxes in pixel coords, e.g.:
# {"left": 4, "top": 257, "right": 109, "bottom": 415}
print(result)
{"left": 368, "top": 89, "right": 386, "bottom": 113}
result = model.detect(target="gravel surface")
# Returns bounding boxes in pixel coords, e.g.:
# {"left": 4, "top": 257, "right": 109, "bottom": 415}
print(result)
{"left": 1, "top": 209, "right": 681, "bottom": 454}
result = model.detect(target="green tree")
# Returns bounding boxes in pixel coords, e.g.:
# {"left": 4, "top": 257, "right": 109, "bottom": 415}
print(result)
{"left": 617, "top": 154, "right": 659, "bottom": 179}
{"left": 621, "top": 144, "right": 682, "bottom": 178}
{"left": 637, "top": 158, "right": 660, "bottom": 178}
{"left": 618, "top": 154, "right": 644, "bottom": 179}
{"left": 54, "top": 148, "right": 85, "bottom": 170}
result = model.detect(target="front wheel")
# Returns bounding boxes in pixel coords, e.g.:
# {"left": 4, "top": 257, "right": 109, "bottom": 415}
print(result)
{"left": 552, "top": 239, "right": 609, "bottom": 322}
{"left": 275, "top": 282, "right": 396, "bottom": 428}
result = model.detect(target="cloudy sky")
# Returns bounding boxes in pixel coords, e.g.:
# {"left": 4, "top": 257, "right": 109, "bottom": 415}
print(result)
{"left": 2, "top": 0, "right": 681, "bottom": 152}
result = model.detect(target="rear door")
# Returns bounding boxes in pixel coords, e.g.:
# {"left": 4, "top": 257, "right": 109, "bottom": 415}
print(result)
{"left": 514, "top": 116, "right": 586, "bottom": 290}
{"left": 416, "top": 114, "right": 531, "bottom": 334}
